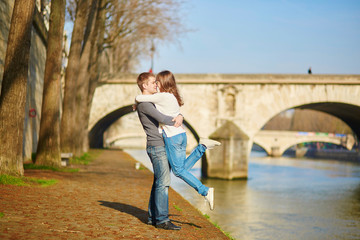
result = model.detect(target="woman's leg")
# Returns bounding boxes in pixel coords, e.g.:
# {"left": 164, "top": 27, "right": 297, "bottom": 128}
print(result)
{"left": 163, "top": 132, "right": 209, "bottom": 196}
{"left": 184, "top": 144, "right": 206, "bottom": 171}
{"left": 184, "top": 138, "right": 221, "bottom": 170}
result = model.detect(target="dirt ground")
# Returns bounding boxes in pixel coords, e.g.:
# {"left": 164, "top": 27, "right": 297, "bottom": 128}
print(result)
{"left": 0, "top": 149, "right": 229, "bottom": 239}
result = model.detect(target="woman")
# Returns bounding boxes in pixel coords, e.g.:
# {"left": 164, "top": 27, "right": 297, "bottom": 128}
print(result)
{"left": 136, "top": 70, "right": 220, "bottom": 210}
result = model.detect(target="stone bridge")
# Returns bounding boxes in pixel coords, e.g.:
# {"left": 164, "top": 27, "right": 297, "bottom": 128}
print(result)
{"left": 89, "top": 74, "right": 360, "bottom": 179}
{"left": 253, "top": 130, "right": 355, "bottom": 157}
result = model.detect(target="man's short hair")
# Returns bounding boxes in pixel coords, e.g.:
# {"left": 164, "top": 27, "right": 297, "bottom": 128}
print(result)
{"left": 137, "top": 72, "right": 155, "bottom": 91}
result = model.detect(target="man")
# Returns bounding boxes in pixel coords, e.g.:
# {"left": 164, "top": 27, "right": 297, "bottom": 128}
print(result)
{"left": 136, "top": 72, "right": 183, "bottom": 230}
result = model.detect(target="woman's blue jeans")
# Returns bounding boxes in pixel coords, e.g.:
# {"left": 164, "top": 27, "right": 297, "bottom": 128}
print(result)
{"left": 146, "top": 145, "right": 171, "bottom": 224}
{"left": 163, "top": 132, "right": 209, "bottom": 196}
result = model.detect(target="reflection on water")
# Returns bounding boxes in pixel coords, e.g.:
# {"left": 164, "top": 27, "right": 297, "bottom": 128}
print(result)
{"left": 125, "top": 150, "right": 360, "bottom": 240}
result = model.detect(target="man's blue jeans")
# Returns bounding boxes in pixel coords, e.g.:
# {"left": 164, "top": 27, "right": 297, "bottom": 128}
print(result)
{"left": 146, "top": 145, "right": 171, "bottom": 225}
{"left": 163, "top": 132, "right": 209, "bottom": 196}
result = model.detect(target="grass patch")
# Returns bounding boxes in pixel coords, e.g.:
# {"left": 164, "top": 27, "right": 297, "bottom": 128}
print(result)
{"left": 24, "top": 163, "right": 59, "bottom": 171}
{"left": 203, "top": 214, "right": 235, "bottom": 240}
{"left": 0, "top": 174, "right": 27, "bottom": 186}
{"left": 0, "top": 174, "right": 57, "bottom": 187}
{"left": 0, "top": 212, "right": 4, "bottom": 218}
{"left": 70, "top": 152, "right": 92, "bottom": 165}
{"left": 69, "top": 150, "right": 102, "bottom": 165}
{"left": 27, "top": 178, "right": 58, "bottom": 187}
{"left": 173, "top": 204, "right": 183, "bottom": 212}
{"left": 24, "top": 163, "right": 79, "bottom": 173}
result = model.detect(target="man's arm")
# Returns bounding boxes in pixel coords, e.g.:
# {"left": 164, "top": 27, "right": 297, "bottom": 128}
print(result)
{"left": 137, "top": 102, "right": 178, "bottom": 126}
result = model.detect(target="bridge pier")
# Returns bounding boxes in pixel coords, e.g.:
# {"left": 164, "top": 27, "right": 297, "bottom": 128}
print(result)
{"left": 270, "top": 146, "right": 282, "bottom": 157}
{"left": 206, "top": 121, "right": 249, "bottom": 180}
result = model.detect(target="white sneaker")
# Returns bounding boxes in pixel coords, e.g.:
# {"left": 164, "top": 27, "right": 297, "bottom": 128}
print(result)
{"left": 204, "top": 187, "right": 214, "bottom": 210}
{"left": 200, "top": 138, "right": 221, "bottom": 149}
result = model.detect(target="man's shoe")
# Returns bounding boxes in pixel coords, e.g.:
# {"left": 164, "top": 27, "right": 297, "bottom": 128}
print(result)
{"left": 204, "top": 187, "right": 214, "bottom": 210}
{"left": 156, "top": 221, "right": 181, "bottom": 230}
{"left": 200, "top": 138, "right": 221, "bottom": 149}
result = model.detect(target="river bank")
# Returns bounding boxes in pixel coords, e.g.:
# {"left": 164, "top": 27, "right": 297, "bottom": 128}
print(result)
{"left": 285, "top": 148, "right": 360, "bottom": 162}
{"left": 0, "top": 150, "right": 229, "bottom": 239}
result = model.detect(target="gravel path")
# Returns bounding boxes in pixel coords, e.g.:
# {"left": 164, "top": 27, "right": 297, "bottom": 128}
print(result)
{"left": 0, "top": 149, "right": 229, "bottom": 239}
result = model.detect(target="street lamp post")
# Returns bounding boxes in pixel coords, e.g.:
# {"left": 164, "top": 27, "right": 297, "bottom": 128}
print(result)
{"left": 149, "top": 40, "right": 155, "bottom": 73}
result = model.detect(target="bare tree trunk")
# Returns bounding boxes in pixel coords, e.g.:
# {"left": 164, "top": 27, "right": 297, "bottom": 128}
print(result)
{"left": 85, "top": 0, "right": 106, "bottom": 147}
{"left": 0, "top": 0, "right": 36, "bottom": 176}
{"left": 74, "top": 0, "right": 98, "bottom": 156}
{"left": 60, "top": 0, "right": 89, "bottom": 154}
{"left": 35, "top": 0, "right": 65, "bottom": 167}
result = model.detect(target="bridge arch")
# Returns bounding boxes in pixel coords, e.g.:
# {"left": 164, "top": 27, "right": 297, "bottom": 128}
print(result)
{"left": 253, "top": 137, "right": 349, "bottom": 157}
{"left": 251, "top": 142, "right": 271, "bottom": 156}
{"left": 258, "top": 102, "right": 360, "bottom": 140}
{"left": 296, "top": 102, "right": 360, "bottom": 139}
{"left": 89, "top": 104, "right": 201, "bottom": 149}
{"left": 89, "top": 105, "right": 133, "bottom": 148}
{"left": 254, "top": 101, "right": 359, "bottom": 157}
{"left": 280, "top": 139, "right": 346, "bottom": 156}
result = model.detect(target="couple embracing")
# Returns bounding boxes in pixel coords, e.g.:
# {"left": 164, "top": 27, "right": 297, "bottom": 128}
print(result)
{"left": 135, "top": 71, "right": 221, "bottom": 230}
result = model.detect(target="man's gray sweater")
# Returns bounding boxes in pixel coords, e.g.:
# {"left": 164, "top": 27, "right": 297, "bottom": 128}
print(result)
{"left": 137, "top": 102, "right": 175, "bottom": 147}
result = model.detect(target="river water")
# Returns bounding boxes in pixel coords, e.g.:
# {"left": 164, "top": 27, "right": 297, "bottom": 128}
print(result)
{"left": 125, "top": 149, "right": 360, "bottom": 240}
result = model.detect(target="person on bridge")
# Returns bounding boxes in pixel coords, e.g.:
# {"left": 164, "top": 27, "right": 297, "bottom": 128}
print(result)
{"left": 136, "top": 72, "right": 184, "bottom": 230}
{"left": 136, "top": 70, "right": 221, "bottom": 211}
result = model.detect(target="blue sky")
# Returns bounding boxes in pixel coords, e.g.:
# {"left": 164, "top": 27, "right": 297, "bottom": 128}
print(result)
{"left": 136, "top": 0, "right": 360, "bottom": 74}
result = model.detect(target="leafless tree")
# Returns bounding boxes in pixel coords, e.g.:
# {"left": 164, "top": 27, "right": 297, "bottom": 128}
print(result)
{"left": 35, "top": 0, "right": 66, "bottom": 167}
{"left": 100, "top": 0, "right": 185, "bottom": 76}
{"left": 61, "top": 0, "right": 92, "bottom": 155}
{"left": 61, "top": 0, "right": 187, "bottom": 156}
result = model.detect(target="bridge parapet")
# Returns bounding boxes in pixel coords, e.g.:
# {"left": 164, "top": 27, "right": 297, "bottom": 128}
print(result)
{"left": 100, "top": 73, "right": 360, "bottom": 84}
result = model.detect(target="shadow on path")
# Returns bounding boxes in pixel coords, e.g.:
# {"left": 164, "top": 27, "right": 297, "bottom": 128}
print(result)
{"left": 98, "top": 200, "right": 148, "bottom": 224}
{"left": 98, "top": 200, "right": 202, "bottom": 228}
{"left": 171, "top": 219, "right": 202, "bottom": 228}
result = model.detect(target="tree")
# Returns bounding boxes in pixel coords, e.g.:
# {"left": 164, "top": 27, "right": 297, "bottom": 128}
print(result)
{"left": 100, "top": 0, "right": 184, "bottom": 76}
{"left": 61, "top": 0, "right": 102, "bottom": 156}
{"left": 0, "top": 0, "right": 36, "bottom": 176}
{"left": 75, "top": 0, "right": 106, "bottom": 153}
{"left": 61, "top": 0, "right": 186, "bottom": 156}
{"left": 35, "top": 0, "right": 66, "bottom": 167}
{"left": 60, "top": 0, "right": 90, "bottom": 155}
